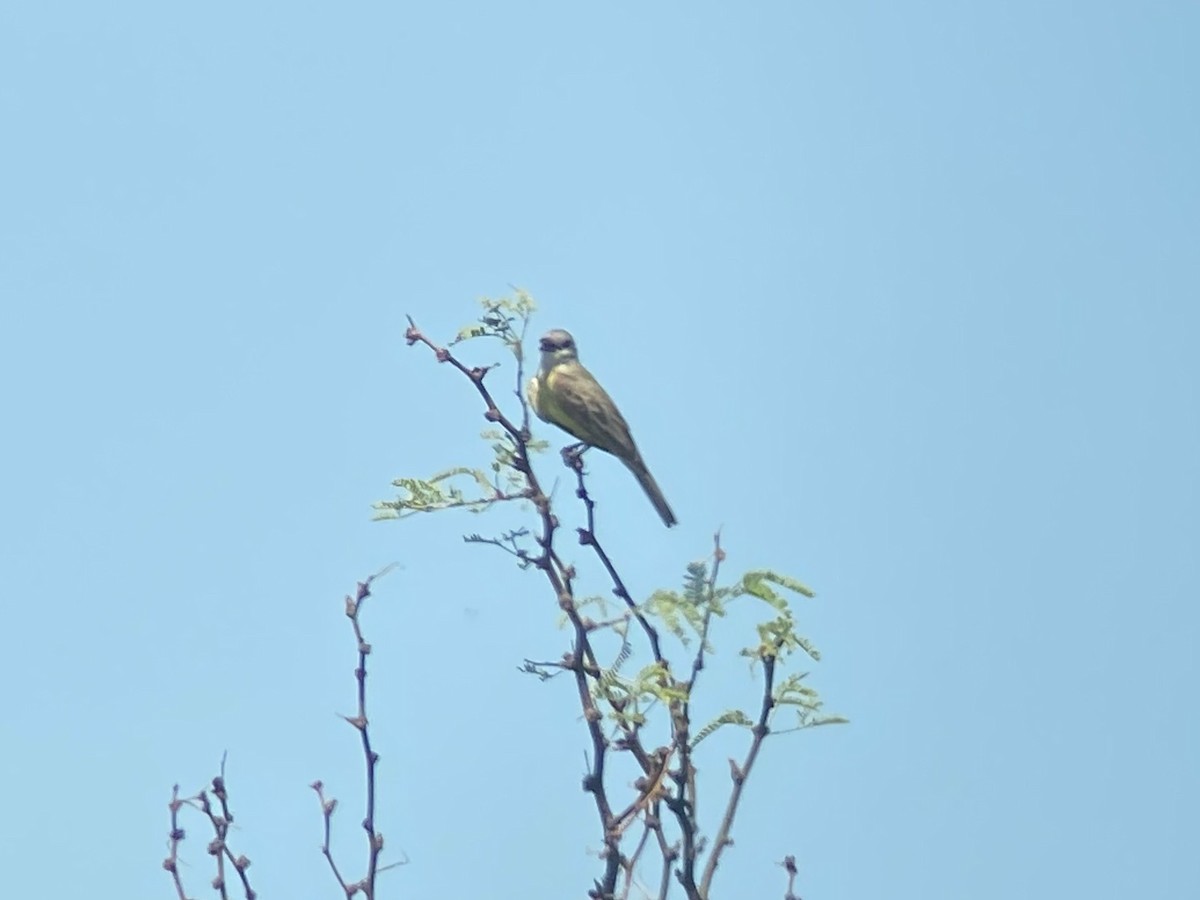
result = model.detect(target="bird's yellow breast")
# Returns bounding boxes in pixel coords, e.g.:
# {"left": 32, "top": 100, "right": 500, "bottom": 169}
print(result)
{"left": 534, "top": 366, "right": 588, "bottom": 441}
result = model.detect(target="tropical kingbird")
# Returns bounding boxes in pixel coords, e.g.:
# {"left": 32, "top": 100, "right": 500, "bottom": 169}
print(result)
{"left": 527, "top": 328, "right": 677, "bottom": 527}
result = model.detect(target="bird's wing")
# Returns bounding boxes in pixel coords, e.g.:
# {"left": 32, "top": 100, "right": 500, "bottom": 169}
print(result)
{"left": 543, "top": 363, "right": 639, "bottom": 460}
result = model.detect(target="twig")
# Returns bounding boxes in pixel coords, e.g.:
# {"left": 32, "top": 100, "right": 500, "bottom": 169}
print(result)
{"left": 567, "top": 448, "right": 665, "bottom": 664}
{"left": 780, "top": 854, "right": 802, "bottom": 900}
{"left": 162, "top": 758, "right": 257, "bottom": 900}
{"left": 698, "top": 638, "right": 782, "bottom": 894}
{"left": 664, "top": 534, "right": 726, "bottom": 898}
{"left": 311, "top": 566, "right": 405, "bottom": 899}
{"left": 163, "top": 785, "right": 189, "bottom": 900}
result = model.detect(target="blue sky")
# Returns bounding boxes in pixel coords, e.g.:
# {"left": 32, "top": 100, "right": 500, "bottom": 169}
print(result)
{"left": 2, "top": 3, "right": 1197, "bottom": 898}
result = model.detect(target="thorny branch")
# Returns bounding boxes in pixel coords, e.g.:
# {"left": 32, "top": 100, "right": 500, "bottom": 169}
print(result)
{"left": 163, "top": 756, "right": 256, "bottom": 900}
{"left": 700, "top": 633, "right": 780, "bottom": 893}
{"left": 310, "top": 566, "right": 407, "bottom": 900}
{"left": 667, "top": 533, "right": 726, "bottom": 898}
{"left": 406, "top": 313, "right": 630, "bottom": 897}
{"left": 567, "top": 447, "right": 666, "bottom": 664}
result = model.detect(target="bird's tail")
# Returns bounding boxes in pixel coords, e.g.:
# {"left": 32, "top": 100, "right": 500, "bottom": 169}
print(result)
{"left": 624, "top": 457, "right": 677, "bottom": 528}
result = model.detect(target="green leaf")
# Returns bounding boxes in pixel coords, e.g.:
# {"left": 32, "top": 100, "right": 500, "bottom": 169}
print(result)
{"left": 691, "top": 709, "right": 755, "bottom": 748}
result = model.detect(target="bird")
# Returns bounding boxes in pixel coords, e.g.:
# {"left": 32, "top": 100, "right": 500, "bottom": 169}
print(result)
{"left": 527, "top": 328, "right": 677, "bottom": 527}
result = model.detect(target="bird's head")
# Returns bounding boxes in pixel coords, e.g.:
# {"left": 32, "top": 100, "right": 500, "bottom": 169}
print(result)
{"left": 538, "top": 329, "right": 579, "bottom": 368}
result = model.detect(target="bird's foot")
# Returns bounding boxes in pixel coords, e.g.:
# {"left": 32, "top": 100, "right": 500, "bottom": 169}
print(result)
{"left": 561, "top": 442, "right": 590, "bottom": 469}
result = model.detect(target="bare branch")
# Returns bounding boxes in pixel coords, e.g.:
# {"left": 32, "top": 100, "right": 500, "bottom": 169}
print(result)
{"left": 312, "top": 567, "right": 407, "bottom": 899}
